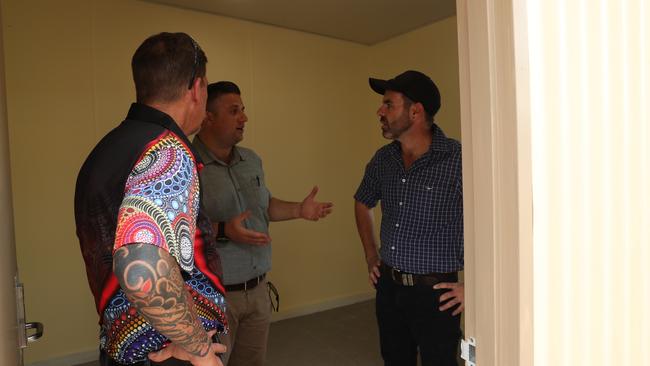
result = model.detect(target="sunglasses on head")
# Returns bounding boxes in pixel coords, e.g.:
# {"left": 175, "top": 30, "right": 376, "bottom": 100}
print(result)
{"left": 188, "top": 38, "right": 199, "bottom": 89}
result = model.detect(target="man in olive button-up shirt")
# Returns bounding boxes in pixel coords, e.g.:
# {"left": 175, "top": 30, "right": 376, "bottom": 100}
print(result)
{"left": 193, "top": 81, "right": 333, "bottom": 366}
{"left": 193, "top": 139, "right": 272, "bottom": 285}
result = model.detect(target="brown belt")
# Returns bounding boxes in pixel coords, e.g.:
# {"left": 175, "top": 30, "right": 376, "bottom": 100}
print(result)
{"left": 380, "top": 263, "right": 457, "bottom": 287}
{"left": 225, "top": 273, "right": 266, "bottom": 292}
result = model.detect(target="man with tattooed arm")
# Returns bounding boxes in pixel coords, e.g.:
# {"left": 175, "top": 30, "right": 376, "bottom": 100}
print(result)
{"left": 75, "top": 32, "right": 228, "bottom": 366}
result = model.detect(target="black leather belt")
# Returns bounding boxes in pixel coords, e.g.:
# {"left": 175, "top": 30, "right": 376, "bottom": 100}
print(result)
{"left": 225, "top": 273, "right": 266, "bottom": 292}
{"left": 380, "top": 263, "right": 457, "bottom": 287}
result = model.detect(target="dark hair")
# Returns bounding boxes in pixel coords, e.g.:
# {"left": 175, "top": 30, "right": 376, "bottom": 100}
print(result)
{"left": 131, "top": 32, "right": 207, "bottom": 104}
{"left": 401, "top": 94, "right": 434, "bottom": 127}
{"left": 206, "top": 81, "right": 241, "bottom": 110}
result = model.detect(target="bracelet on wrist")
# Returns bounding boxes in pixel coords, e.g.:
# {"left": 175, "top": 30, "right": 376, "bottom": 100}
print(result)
{"left": 216, "top": 221, "right": 229, "bottom": 242}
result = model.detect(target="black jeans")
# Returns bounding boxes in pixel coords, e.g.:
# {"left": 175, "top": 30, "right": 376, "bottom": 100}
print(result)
{"left": 375, "top": 274, "right": 461, "bottom": 366}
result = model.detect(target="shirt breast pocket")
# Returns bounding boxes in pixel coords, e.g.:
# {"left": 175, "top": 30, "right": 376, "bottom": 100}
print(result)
{"left": 241, "top": 175, "right": 269, "bottom": 212}
{"left": 417, "top": 179, "right": 456, "bottom": 231}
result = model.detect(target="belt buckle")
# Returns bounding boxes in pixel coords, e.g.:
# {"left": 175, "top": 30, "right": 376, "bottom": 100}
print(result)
{"left": 402, "top": 273, "right": 414, "bottom": 286}
{"left": 244, "top": 275, "right": 261, "bottom": 291}
{"left": 391, "top": 268, "right": 414, "bottom": 286}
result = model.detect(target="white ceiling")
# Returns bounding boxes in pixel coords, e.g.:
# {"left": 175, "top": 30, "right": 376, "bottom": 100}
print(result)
{"left": 143, "top": 0, "right": 456, "bottom": 45}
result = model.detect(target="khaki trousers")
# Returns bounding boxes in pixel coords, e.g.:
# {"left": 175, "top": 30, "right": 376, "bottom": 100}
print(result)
{"left": 222, "top": 278, "right": 272, "bottom": 366}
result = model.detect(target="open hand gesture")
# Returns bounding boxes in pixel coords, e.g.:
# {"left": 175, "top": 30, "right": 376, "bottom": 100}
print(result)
{"left": 299, "top": 186, "right": 334, "bottom": 221}
{"left": 221, "top": 211, "right": 271, "bottom": 245}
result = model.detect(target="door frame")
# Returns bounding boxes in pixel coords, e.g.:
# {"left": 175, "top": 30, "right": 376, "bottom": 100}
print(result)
{"left": 0, "top": 2, "right": 21, "bottom": 364}
{"left": 456, "top": 0, "right": 534, "bottom": 364}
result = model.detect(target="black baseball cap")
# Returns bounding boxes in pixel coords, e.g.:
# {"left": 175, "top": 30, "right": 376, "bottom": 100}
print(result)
{"left": 369, "top": 70, "right": 441, "bottom": 117}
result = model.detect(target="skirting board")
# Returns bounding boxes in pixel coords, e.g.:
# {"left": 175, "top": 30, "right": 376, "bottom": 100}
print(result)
{"left": 28, "top": 291, "right": 375, "bottom": 366}
{"left": 270, "top": 290, "right": 375, "bottom": 322}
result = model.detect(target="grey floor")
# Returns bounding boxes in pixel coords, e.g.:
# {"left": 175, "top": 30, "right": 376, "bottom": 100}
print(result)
{"left": 76, "top": 300, "right": 381, "bottom": 366}
{"left": 77, "top": 300, "right": 460, "bottom": 366}
{"left": 266, "top": 300, "right": 382, "bottom": 366}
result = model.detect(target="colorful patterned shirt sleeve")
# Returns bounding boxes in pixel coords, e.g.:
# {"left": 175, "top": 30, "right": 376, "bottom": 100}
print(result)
{"left": 114, "top": 132, "right": 200, "bottom": 272}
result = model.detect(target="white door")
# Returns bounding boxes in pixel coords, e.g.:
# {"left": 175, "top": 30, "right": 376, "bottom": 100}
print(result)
{"left": 0, "top": 5, "right": 43, "bottom": 365}
{"left": 0, "top": 36, "right": 20, "bottom": 366}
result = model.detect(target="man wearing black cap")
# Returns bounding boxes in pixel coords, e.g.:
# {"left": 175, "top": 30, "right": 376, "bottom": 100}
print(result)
{"left": 354, "top": 70, "right": 464, "bottom": 366}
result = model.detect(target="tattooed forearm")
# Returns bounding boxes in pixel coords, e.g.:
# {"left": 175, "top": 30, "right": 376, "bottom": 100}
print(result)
{"left": 114, "top": 244, "right": 210, "bottom": 357}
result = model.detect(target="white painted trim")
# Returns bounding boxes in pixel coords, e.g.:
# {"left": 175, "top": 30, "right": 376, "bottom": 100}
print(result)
{"left": 27, "top": 292, "right": 375, "bottom": 366}
{"left": 457, "top": 0, "right": 533, "bottom": 365}
{"left": 270, "top": 291, "right": 375, "bottom": 322}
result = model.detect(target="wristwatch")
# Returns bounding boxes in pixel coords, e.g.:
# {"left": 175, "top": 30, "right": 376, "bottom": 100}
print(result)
{"left": 216, "top": 221, "right": 229, "bottom": 242}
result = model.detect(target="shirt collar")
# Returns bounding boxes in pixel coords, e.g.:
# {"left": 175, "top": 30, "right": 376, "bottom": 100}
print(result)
{"left": 388, "top": 124, "right": 450, "bottom": 156}
{"left": 429, "top": 124, "right": 450, "bottom": 152}
{"left": 192, "top": 135, "right": 245, "bottom": 167}
{"left": 126, "top": 103, "right": 204, "bottom": 165}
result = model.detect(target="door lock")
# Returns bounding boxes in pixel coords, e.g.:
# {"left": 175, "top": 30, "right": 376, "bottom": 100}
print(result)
{"left": 16, "top": 281, "right": 44, "bottom": 348}
{"left": 25, "top": 322, "right": 44, "bottom": 343}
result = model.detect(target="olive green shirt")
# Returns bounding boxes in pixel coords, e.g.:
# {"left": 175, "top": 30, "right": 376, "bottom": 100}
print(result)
{"left": 193, "top": 136, "right": 272, "bottom": 285}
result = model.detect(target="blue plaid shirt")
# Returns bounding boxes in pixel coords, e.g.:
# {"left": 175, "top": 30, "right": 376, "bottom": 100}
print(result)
{"left": 355, "top": 124, "right": 463, "bottom": 274}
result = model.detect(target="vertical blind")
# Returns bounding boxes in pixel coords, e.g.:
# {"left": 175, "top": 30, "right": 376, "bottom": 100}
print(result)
{"left": 528, "top": 0, "right": 649, "bottom": 364}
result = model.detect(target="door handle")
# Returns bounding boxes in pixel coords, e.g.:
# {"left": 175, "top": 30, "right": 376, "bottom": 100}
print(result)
{"left": 16, "top": 280, "right": 45, "bottom": 347}
{"left": 25, "top": 322, "right": 44, "bottom": 342}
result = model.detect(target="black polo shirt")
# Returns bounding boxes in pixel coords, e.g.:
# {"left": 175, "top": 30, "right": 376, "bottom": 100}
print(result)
{"left": 75, "top": 103, "right": 227, "bottom": 364}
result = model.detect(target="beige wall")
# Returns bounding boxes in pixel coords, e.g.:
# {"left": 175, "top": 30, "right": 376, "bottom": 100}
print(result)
{"left": 0, "top": 0, "right": 460, "bottom": 363}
